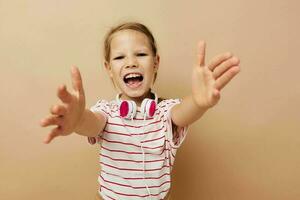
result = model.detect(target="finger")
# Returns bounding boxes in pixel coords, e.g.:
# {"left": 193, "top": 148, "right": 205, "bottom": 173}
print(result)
{"left": 213, "top": 56, "right": 240, "bottom": 79}
{"left": 215, "top": 66, "right": 240, "bottom": 90}
{"left": 50, "top": 104, "right": 67, "bottom": 116}
{"left": 40, "top": 115, "right": 63, "bottom": 127}
{"left": 197, "top": 41, "right": 206, "bottom": 67}
{"left": 43, "top": 126, "right": 62, "bottom": 144}
{"left": 208, "top": 52, "right": 233, "bottom": 71}
{"left": 71, "top": 66, "right": 85, "bottom": 97}
{"left": 57, "top": 85, "right": 72, "bottom": 103}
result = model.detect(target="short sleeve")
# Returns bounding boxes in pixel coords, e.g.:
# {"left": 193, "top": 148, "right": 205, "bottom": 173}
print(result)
{"left": 87, "top": 100, "right": 110, "bottom": 145}
{"left": 161, "top": 99, "right": 188, "bottom": 148}
{"left": 90, "top": 100, "right": 110, "bottom": 118}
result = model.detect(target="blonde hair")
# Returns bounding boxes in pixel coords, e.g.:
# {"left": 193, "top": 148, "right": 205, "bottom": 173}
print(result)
{"left": 103, "top": 22, "right": 158, "bottom": 83}
{"left": 104, "top": 22, "right": 157, "bottom": 61}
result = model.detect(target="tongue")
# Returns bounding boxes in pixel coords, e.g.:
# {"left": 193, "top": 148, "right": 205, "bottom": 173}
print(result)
{"left": 127, "top": 79, "right": 141, "bottom": 87}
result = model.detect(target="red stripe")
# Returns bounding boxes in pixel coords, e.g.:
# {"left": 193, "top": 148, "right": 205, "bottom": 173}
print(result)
{"left": 107, "top": 117, "right": 165, "bottom": 128}
{"left": 105, "top": 195, "right": 117, "bottom": 200}
{"left": 101, "top": 136, "right": 178, "bottom": 150}
{"left": 100, "top": 153, "right": 166, "bottom": 163}
{"left": 101, "top": 145, "right": 170, "bottom": 155}
{"left": 141, "top": 135, "right": 165, "bottom": 143}
{"left": 100, "top": 162, "right": 171, "bottom": 172}
{"left": 101, "top": 146, "right": 143, "bottom": 154}
{"left": 100, "top": 175, "right": 171, "bottom": 189}
{"left": 101, "top": 137, "right": 164, "bottom": 150}
{"left": 100, "top": 184, "right": 169, "bottom": 198}
{"left": 102, "top": 170, "right": 171, "bottom": 180}
{"left": 103, "top": 125, "right": 165, "bottom": 136}
{"left": 98, "top": 109, "right": 157, "bottom": 120}
{"left": 97, "top": 190, "right": 116, "bottom": 200}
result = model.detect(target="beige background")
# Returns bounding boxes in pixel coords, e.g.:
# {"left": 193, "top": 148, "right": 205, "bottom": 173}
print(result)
{"left": 1, "top": 0, "right": 299, "bottom": 199}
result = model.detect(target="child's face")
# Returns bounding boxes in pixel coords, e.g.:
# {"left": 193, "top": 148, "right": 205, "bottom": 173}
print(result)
{"left": 105, "top": 30, "right": 159, "bottom": 102}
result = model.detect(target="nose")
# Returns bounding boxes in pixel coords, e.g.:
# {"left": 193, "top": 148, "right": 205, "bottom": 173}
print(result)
{"left": 125, "top": 56, "right": 138, "bottom": 68}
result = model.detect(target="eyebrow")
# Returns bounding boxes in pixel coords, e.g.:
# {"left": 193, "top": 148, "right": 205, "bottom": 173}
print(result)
{"left": 112, "top": 48, "right": 150, "bottom": 55}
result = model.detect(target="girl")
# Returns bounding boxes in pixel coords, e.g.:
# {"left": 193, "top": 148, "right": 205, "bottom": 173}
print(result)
{"left": 40, "top": 22, "right": 240, "bottom": 200}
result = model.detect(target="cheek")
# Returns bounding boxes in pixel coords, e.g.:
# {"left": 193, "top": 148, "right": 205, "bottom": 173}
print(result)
{"left": 142, "top": 59, "right": 155, "bottom": 69}
{"left": 146, "top": 63, "right": 156, "bottom": 74}
{"left": 110, "top": 64, "right": 121, "bottom": 77}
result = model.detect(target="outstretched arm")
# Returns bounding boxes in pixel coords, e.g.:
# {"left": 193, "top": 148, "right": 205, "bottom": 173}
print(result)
{"left": 40, "top": 67, "right": 106, "bottom": 144}
{"left": 171, "top": 41, "right": 240, "bottom": 127}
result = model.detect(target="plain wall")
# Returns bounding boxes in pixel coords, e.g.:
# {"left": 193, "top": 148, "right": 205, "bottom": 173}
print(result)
{"left": 1, "top": 0, "right": 299, "bottom": 199}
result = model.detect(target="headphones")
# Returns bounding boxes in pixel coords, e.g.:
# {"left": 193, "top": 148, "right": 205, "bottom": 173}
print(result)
{"left": 88, "top": 92, "right": 158, "bottom": 144}
{"left": 117, "top": 92, "right": 158, "bottom": 119}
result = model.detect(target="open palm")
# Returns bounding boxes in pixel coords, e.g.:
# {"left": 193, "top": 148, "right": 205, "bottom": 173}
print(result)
{"left": 192, "top": 41, "right": 240, "bottom": 108}
{"left": 40, "top": 67, "right": 86, "bottom": 144}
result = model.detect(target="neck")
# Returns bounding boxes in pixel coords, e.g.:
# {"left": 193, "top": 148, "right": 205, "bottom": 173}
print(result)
{"left": 120, "top": 90, "right": 154, "bottom": 107}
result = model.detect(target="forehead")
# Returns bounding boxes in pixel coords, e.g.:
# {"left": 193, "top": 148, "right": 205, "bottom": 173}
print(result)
{"left": 110, "top": 30, "right": 151, "bottom": 51}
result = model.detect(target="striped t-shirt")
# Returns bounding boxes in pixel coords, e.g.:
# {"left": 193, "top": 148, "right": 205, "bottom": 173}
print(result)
{"left": 89, "top": 98, "right": 188, "bottom": 200}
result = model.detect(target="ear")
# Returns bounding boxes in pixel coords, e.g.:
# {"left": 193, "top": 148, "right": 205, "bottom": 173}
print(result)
{"left": 154, "top": 55, "right": 160, "bottom": 72}
{"left": 104, "top": 61, "right": 113, "bottom": 78}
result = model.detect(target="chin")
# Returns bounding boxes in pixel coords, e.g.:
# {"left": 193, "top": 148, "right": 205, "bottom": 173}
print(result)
{"left": 120, "top": 87, "right": 150, "bottom": 99}
{"left": 124, "top": 90, "right": 146, "bottom": 98}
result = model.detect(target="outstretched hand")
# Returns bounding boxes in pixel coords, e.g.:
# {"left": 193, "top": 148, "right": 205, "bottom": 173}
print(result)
{"left": 40, "top": 66, "right": 86, "bottom": 144}
{"left": 192, "top": 41, "right": 240, "bottom": 108}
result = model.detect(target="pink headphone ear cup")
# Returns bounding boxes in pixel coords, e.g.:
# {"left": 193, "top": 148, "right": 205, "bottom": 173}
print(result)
{"left": 148, "top": 101, "right": 156, "bottom": 117}
{"left": 120, "top": 100, "right": 136, "bottom": 119}
{"left": 120, "top": 101, "right": 129, "bottom": 118}
{"left": 141, "top": 99, "right": 156, "bottom": 118}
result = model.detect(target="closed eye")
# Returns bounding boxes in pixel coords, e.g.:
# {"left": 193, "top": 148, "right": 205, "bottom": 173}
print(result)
{"left": 137, "top": 53, "right": 147, "bottom": 56}
{"left": 114, "top": 56, "right": 124, "bottom": 60}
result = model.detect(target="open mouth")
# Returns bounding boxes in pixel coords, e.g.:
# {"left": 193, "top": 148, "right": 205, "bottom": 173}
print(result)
{"left": 123, "top": 73, "right": 144, "bottom": 88}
